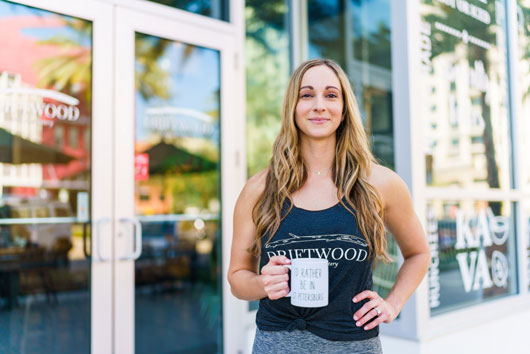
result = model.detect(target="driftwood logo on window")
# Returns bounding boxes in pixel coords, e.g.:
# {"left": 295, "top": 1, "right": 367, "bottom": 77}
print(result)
{"left": 0, "top": 80, "right": 80, "bottom": 122}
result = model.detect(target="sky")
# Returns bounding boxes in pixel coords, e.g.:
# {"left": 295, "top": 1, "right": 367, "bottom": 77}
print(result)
{"left": 0, "top": 1, "right": 92, "bottom": 46}
{"left": 135, "top": 35, "right": 220, "bottom": 143}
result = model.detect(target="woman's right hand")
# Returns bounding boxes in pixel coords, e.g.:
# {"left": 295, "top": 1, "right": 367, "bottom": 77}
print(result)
{"left": 259, "top": 256, "right": 291, "bottom": 300}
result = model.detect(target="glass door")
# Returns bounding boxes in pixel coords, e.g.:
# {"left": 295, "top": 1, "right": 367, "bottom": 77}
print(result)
{"left": 114, "top": 6, "right": 243, "bottom": 354}
{"left": 0, "top": 0, "right": 113, "bottom": 353}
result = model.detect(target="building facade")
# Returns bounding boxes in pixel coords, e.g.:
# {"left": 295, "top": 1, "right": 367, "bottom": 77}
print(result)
{"left": 0, "top": 0, "right": 528, "bottom": 353}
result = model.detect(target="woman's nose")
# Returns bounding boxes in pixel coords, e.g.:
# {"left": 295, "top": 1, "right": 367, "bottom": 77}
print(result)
{"left": 313, "top": 97, "right": 326, "bottom": 112}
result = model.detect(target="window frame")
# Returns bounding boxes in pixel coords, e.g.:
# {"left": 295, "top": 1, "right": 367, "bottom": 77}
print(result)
{"left": 388, "top": 0, "right": 530, "bottom": 341}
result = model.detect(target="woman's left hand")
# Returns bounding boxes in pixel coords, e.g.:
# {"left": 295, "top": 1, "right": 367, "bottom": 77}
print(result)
{"left": 352, "top": 290, "right": 399, "bottom": 330}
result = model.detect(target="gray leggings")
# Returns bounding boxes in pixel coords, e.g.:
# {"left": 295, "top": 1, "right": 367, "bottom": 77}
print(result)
{"left": 252, "top": 328, "right": 383, "bottom": 354}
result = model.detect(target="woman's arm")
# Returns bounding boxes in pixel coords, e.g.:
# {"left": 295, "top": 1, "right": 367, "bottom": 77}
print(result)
{"left": 353, "top": 165, "right": 431, "bottom": 330}
{"left": 227, "top": 170, "right": 291, "bottom": 301}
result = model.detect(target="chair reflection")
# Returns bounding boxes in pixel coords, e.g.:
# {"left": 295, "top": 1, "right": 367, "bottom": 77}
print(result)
{"left": 0, "top": 236, "right": 73, "bottom": 308}
{"left": 135, "top": 219, "right": 218, "bottom": 294}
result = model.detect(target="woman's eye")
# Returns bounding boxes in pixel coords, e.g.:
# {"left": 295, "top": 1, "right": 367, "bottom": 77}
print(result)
{"left": 327, "top": 93, "right": 338, "bottom": 98}
{"left": 300, "top": 93, "right": 312, "bottom": 98}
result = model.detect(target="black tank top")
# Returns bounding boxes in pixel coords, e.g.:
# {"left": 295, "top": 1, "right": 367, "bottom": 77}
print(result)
{"left": 256, "top": 198, "right": 379, "bottom": 341}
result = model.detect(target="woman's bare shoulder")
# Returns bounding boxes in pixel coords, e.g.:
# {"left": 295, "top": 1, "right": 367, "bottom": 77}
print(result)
{"left": 238, "top": 168, "right": 269, "bottom": 207}
{"left": 367, "top": 163, "right": 410, "bottom": 208}
{"left": 367, "top": 162, "right": 398, "bottom": 186}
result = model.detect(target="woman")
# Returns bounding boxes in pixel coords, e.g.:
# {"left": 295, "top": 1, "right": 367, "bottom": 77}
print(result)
{"left": 228, "top": 58, "right": 430, "bottom": 353}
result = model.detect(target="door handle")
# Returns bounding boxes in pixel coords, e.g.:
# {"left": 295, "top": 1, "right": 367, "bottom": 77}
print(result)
{"left": 95, "top": 217, "right": 111, "bottom": 262}
{"left": 83, "top": 221, "right": 90, "bottom": 260}
{"left": 118, "top": 217, "right": 142, "bottom": 260}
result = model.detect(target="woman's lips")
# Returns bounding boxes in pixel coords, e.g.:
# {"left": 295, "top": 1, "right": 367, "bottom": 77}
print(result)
{"left": 309, "top": 118, "right": 329, "bottom": 124}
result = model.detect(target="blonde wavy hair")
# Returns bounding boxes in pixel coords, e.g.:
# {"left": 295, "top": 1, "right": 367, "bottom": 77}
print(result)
{"left": 250, "top": 58, "right": 391, "bottom": 263}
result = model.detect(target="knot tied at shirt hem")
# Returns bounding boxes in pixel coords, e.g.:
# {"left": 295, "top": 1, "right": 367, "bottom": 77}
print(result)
{"left": 287, "top": 318, "right": 307, "bottom": 331}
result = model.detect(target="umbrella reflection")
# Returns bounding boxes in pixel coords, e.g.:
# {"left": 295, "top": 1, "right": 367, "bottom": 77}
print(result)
{"left": 143, "top": 141, "right": 216, "bottom": 175}
{"left": 0, "top": 128, "right": 74, "bottom": 165}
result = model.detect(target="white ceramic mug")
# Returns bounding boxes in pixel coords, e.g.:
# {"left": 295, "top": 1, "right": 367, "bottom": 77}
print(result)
{"left": 285, "top": 258, "right": 328, "bottom": 308}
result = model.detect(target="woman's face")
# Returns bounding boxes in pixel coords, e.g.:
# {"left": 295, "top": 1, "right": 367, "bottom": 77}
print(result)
{"left": 295, "top": 65, "right": 344, "bottom": 142}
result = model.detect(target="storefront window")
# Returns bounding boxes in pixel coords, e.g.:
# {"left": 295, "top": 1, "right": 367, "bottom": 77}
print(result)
{"left": 308, "top": 0, "right": 394, "bottom": 169}
{"left": 245, "top": 0, "right": 290, "bottom": 177}
{"left": 146, "top": 0, "right": 228, "bottom": 21}
{"left": 427, "top": 200, "right": 518, "bottom": 316}
{"left": 517, "top": 1, "right": 530, "bottom": 189}
{"left": 245, "top": 0, "right": 290, "bottom": 312}
{"left": 0, "top": 1, "right": 92, "bottom": 352}
{"left": 307, "top": 0, "right": 397, "bottom": 299}
{"left": 134, "top": 32, "right": 222, "bottom": 353}
{"left": 420, "top": 0, "right": 512, "bottom": 189}
{"left": 308, "top": 0, "right": 346, "bottom": 67}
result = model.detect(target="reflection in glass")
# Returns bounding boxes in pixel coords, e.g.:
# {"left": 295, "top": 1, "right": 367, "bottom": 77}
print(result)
{"left": 308, "top": 0, "right": 394, "bottom": 169}
{"left": 134, "top": 33, "right": 221, "bottom": 353}
{"left": 308, "top": 0, "right": 346, "bottom": 68}
{"left": 0, "top": 1, "right": 91, "bottom": 352}
{"left": 427, "top": 200, "right": 518, "bottom": 316}
{"left": 245, "top": 0, "right": 290, "bottom": 177}
{"left": 420, "top": 1, "right": 512, "bottom": 188}
{"left": 517, "top": 1, "right": 530, "bottom": 188}
{"left": 146, "top": 0, "right": 228, "bottom": 21}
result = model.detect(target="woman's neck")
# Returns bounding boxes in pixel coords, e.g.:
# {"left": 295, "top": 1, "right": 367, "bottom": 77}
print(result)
{"left": 300, "top": 137, "right": 336, "bottom": 174}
